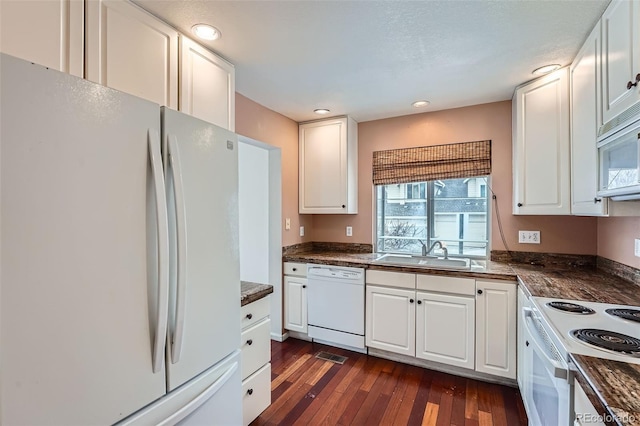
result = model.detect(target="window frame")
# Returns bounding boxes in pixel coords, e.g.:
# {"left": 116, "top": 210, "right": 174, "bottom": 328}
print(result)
{"left": 374, "top": 176, "right": 492, "bottom": 259}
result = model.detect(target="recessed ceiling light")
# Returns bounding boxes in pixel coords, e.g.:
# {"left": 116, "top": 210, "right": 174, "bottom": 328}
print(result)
{"left": 532, "top": 64, "right": 561, "bottom": 75}
{"left": 314, "top": 108, "right": 331, "bottom": 115}
{"left": 412, "top": 100, "right": 430, "bottom": 108}
{"left": 191, "top": 24, "right": 221, "bottom": 41}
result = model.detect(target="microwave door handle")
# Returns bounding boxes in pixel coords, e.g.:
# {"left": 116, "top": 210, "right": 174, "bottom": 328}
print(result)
{"left": 522, "top": 308, "right": 568, "bottom": 379}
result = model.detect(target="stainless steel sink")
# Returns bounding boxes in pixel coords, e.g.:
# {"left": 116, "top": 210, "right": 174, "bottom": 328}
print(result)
{"left": 373, "top": 254, "right": 471, "bottom": 270}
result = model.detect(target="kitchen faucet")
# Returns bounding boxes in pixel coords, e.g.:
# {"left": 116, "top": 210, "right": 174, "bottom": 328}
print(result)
{"left": 427, "top": 240, "right": 448, "bottom": 259}
{"left": 417, "top": 239, "right": 427, "bottom": 256}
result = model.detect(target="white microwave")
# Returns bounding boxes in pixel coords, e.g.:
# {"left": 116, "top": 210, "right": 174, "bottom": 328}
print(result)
{"left": 597, "top": 118, "right": 640, "bottom": 200}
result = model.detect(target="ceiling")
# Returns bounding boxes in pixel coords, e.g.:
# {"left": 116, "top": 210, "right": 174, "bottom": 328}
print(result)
{"left": 134, "top": 0, "right": 610, "bottom": 123}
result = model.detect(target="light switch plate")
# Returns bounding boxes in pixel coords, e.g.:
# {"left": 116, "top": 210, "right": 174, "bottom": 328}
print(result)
{"left": 300, "top": 226, "right": 304, "bottom": 237}
{"left": 519, "top": 230, "right": 540, "bottom": 244}
{"left": 635, "top": 239, "right": 640, "bottom": 257}
{"left": 285, "top": 218, "right": 291, "bottom": 230}
{"left": 346, "top": 226, "right": 353, "bottom": 237}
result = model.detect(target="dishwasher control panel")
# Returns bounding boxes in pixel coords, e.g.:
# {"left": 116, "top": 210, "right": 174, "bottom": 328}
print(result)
{"left": 306, "top": 265, "right": 364, "bottom": 281}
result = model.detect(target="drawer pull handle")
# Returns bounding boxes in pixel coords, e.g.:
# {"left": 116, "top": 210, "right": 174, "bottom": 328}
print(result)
{"left": 247, "top": 388, "right": 254, "bottom": 395}
{"left": 247, "top": 339, "right": 253, "bottom": 346}
{"left": 246, "top": 313, "right": 253, "bottom": 320}
{"left": 594, "top": 197, "right": 602, "bottom": 203}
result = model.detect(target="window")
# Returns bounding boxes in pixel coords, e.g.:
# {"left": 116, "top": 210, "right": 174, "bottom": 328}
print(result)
{"left": 376, "top": 177, "right": 489, "bottom": 258}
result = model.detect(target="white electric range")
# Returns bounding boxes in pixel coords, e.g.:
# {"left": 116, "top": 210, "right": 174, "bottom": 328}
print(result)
{"left": 532, "top": 297, "right": 640, "bottom": 364}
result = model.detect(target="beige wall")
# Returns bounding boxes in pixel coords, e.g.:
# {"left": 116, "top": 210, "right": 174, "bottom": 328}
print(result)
{"left": 313, "top": 101, "right": 599, "bottom": 255}
{"left": 235, "top": 93, "right": 313, "bottom": 247}
{"left": 598, "top": 216, "right": 640, "bottom": 268}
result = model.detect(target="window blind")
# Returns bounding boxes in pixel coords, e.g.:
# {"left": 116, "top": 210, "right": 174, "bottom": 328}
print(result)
{"left": 372, "top": 140, "right": 491, "bottom": 185}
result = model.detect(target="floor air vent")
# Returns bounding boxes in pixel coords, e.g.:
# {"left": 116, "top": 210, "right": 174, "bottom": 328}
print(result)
{"left": 315, "top": 351, "right": 348, "bottom": 364}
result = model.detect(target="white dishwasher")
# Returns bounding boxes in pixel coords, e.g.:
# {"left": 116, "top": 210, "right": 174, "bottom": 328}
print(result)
{"left": 306, "top": 264, "right": 365, "bottom": 352}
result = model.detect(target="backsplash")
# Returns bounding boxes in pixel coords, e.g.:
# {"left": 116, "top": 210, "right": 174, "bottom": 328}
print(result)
{"left": 490, "top": 250, "right": 597, "bottom": 268}
{"left": 597, "top": 256, "right": 640, "bottom": 287}
{"left": 282, "top": 242, "right": 373, "bottom": 255}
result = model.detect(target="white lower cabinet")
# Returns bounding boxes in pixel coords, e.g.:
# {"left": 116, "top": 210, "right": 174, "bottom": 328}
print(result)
{"left": 416, "top": 291, "right": 475, "bottom": 369}
{"left": 283, "top": 262, "right": 308, "bottom": 335}
{"left": 475, "top": 280, "right": 517, "bottom": 379}
{"left": 240, "top": 297, "right": 271, "bottom": 426}
{"left": 365, "top": 285, "right": 415, "bottom": 356}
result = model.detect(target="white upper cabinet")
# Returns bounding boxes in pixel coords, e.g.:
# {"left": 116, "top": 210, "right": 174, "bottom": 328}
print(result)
{"left": 299, "top": 117, "right": 358, "bottom": 214}
{"left": 570, "top": 22, "right": 608, "bottom": 216}
{"left": 0, "top": 0, "right": 84, "bottom": 77}
{"left": 179, "top": 37, "right": 235, "bottom": 131}
{"left": 601, "top": 0, "right": 640, "bottom": 130}
{"left": 85, "top": 0, "right": 178, "bottom": 108}
{"left": 513, "top": 67, "right": 571, "bottom": 215}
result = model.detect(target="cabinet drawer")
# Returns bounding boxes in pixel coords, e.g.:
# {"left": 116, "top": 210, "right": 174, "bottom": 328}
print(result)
{"left": 366, "top": 270, "right": 415, "bottom": 289}
{"left": 241, "top": 296, "right": 270, "bottom": 330}
{"left": 284, "top": 262, "right": 307, "bottom": 277}
{"left": 416, "top": 274, "right": 475, "bottom": 296}
{"left": 241, "top": 318, "right": 271, "bottom": 380}
{"left": 242, "top": 363, "right": 271, "bottom": 426}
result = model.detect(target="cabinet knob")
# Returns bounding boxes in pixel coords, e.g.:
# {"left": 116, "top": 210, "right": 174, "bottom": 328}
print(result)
{"left": 627, "top": 74, "right": 640, "bottom": 90}
{"left": 409, "top": 298, "right": 414, "bottom": 303}
{"left": 247, "top": 339, "right": 253, "bottom": 345}
{"left": 517, "top": 203, "right": 523, "bottom": 207}
{"left": 302, "top": 285, "right": 306, "bottom": 288}
{"left": 247, "top": 388, "right": 254, "bottom": 395}
{"left": 477, "top": 289, "right": 483, "bottom": 295}
{"left": 342, "top": 205, "right": 346, "bottom": 208}
{"left": 594, "top": 197, "right": 602, "bottom": 203}
{"left": 417, "top": 300, "right": 422, "bottom": 305}
{"left": 292, "top": 268, "right": 297, "bottom": 271}
{"left": 526, "top": 341, "right": 530, "bottom": 347}
{"left": 246, "top": 313, "right": 253, "bottom": 320}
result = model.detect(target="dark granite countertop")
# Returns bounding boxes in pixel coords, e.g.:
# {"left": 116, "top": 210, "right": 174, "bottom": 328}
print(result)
{"left": 240, "top": 281, "right": 273, "bottom": 306}
{"left": 283, "top": 251, "right": 518, "bottom": 281}
{"left": 282, "top": 248, "right": 640, "bottom": 425}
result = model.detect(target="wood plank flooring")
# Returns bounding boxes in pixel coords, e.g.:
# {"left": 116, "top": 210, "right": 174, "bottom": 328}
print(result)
{"left": 251, "top": 338, "right": 527, "bottom": 426}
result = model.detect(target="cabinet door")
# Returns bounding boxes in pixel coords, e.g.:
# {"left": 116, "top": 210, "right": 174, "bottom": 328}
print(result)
{"left": 513, "top": 67, "right": 570, "bottom": 215}
{"left": 180, "top": 36, "right": 235, "bottom": 131}
{"left": 601, "top": 0, "right": 640, "bottom": 126}
{"left": 365, "top": 285, "right": 415, "bottom": 356}
{"left": 0, "top": 0, "right": 83, "bottom": 77}
{"left": 571, "top": 22, "right": 608, "bottom": 216}
{"left": 85, "top": 0, "right": 178, "bottom": 108}
{"left": 475, "top": 280, "right": 516, "bottom": 379}
{"left": 415, "top": 292, "right": 474, "bottom": 369}
{"left": 299, "top": 117, "right": 357, "bottom": 214}
{"left": 284, "top": 276, "right": 307, "bottom": 333}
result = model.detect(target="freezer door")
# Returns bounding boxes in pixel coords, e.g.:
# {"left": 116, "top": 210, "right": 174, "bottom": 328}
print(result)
{"left": 116, "top": 350, "right": 242, "bottom": 426}
{"left": 162, "top": 107, "right": 242, "bottom": 390}
{"left": 0, "top": 54, "right": 168, "bottom": 424}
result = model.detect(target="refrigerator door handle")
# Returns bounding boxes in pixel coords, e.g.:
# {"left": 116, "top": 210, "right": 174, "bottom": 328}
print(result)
{"left": 156, "top": 362, "right": 239, "bottom": 426}
{"left": 148, "top": 129, "right": 170, "bottom": 374}
{"left": 168, "top": 135, "right": 188, "bottom": 364}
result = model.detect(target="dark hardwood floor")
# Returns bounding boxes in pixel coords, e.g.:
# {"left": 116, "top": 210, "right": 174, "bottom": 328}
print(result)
{"left": 251, "top": 338, "right": 527, "bottom": 426}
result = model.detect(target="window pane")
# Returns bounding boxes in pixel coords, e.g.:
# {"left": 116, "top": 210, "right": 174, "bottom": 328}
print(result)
{"left": 376, "top": 177, "right": 489, "bottom": 257}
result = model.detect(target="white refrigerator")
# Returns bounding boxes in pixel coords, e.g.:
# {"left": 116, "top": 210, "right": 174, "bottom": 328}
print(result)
{"left": 0, "top": 53, "right": 242, "bottom": 425}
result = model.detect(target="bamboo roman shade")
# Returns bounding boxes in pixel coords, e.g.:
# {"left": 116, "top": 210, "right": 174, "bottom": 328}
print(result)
{"left": 372, "top": 140, "right": 491, "bottom": 185}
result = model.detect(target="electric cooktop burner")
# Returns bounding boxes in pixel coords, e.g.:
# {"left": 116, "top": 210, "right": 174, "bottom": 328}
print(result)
{"left": 546, "top": 301, "right": 595, "bottom": 314}
{"left": 571, "top": 329, "right": 640, "bottom": 356}
{"left": 605, "top": 308, "right": 640, "bottom": 324}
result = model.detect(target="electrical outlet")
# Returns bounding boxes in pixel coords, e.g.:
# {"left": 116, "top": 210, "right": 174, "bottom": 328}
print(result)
{"left": 519, "top": 230, "right": 541, "bottom": 244}
{"left": 285, "top": 218, "right": 291, "bottom": 230}
{"left": 300, "top": 226, "right": 304, "bottom": 237}
{"left": 346, "top": 226, "right": 353, "bottom": 237}
{"left": 635, "top": 239, "right": 640, "bottom": 257}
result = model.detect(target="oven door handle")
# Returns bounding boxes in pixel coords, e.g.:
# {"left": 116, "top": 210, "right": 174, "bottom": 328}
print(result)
{"left": 522, "top": 307, "right": 568, "bottom": 380}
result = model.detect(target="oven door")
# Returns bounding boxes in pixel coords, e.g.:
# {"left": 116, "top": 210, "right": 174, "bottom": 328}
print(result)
{"left": 520, "top": 305, "right": 572, "bottom": 426}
